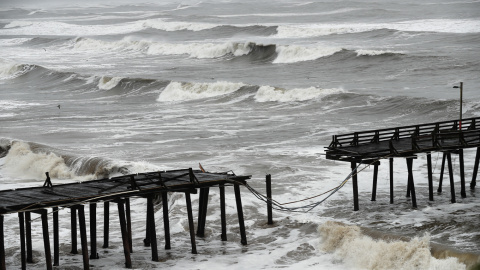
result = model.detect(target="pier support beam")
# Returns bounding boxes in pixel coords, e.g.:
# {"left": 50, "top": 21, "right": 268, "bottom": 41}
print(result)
{"left": 197, "top": 187, "right": 210, "bottom": 237}
{"left": 71, "top": 207, "right": 78, "bottom": 254}
{"left": 266, "top": 174, "right": 273, "bottom": 224}
{"left": 438, "top": 153, "right": 446, "bottom": 193}
{"left": 53, "top": 207, "right": 59, "bottom": 266}
{"left": 427, "top": 153, "right": 434, "bottom": 201}
{"left": 0, "top": 215, "right": 5, "bottom": 270}
{"left": 162, "top": 192, "right": 171, "bottom": 250}
{"left": 447, "top": 153, "right": 456, "bottom": 203}
{"left": 234, "top": 184, "right": 247, "bottom": 245}
{"left": 40, "top": 210, "right": 53, "bottom": 270}
{"left": 90, "top": 203, "right": 99, "bottom": 259}
{"left": 472, "top": 147, "right": 480, "bottom": 189}
{"left": 371, "top": 163, "right": 379, "bottom": 201}
{"left": 185, "top": 192, "right": 197, "bottom": 254}
{"left": 406, "top": 158, "right": 417, "bottom": 208}
{"left": 125, "top": 198, "right": 133, "bottom": 253}
{"left": 146, "top": 196, "right": 158, "bottom": 261}
{"left": 19, "top": 212, "right": 26, "bottom": 270}
{"left": 389, "top": 158, "right": 394, "bottom": 204}
{"left": 459, "top": 149, "right": 466, "bottom": 198}
{"left": 117, "top": 200, "right": 132, "bottom": 268}
{"left": 25, "top": 212, "right": 32, "bottom": 263}
{"left": 351, "top": 161, "right": 359, "bottom": 211}
{"left": 103, "top": 201, "right": 109, "bottom": 248}
{"left": 219, "top": 184, "right": 227, "bottom": 241}
{"left": 78, "top": 206, "right": 90, "bottom": 270}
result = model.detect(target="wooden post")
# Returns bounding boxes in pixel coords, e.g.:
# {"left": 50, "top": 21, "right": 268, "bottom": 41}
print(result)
{"left": 90, "top": 203, "right": 98, "bottom": 259}
{"left": 185, "top": 192, "right": 197, "bottom": 254}
{"left": 197, "top": 188, "right": 210, "bottom": 237}
{"left": 447, "top": 153, "right": 456, "bottom": 203}
{"left": 162, "top": 192, "right": 171, "bottom": 249}
{"left": 406, "top": 158, "right": 417, "bottom": 208}
{"left": 144, "top": 198, "right": 151, "bottom": 247}
{"left": 103, "top": 201, "right": 109, "bottom": 248}
{"left": 71, "top": 207, "right": 78, "bottom": 254}
{"left": 53, "top": 207, "right": 59, "bottom": 266}
{"left": 266, "top": 174, "right": 273, "bottom": 224}
{"left": 438, "top": 153, "right": 446, "bottom": 193}
{"left": 78, "top": 205, "right": 90, "bottom": 270}
{"left": 219, "top": 184, "right": 227, "bottom": 241}
{"left": 125, "top": 198, "right": 133, "bottom": 253}
{"left": 234, "top": 184, "right": 247, "bottom": 245}
{"left": 471, "top": 147, "right": 480, "bottom": 189}
{"left": 19, "top": 212, "right": 26, "bottom": 270}
{"left": 0, "top": 215, "right": 5, "bottom": 270}
{"left": 147, "top": 196, "right": 158, "bottom": 261}
{"left": 427, "top": 153, "right": 434, "bottom": 201}
{"left": 389, "top": 158, "right": 394, "bottom": 204}
{"left": 371, "top": 163, "right": 378, "bottom": 201}
{"left": 40, "top": 210, "right": 53, "bottom": 270}
{"left": 351, "top": 161, "right": 359, "bottom": 211}
{"left": 117, "top": 200, "right": 132, "bottom": 268}
{"left": 459, "top": 149, "right": 466, "bottom": 198}
{"left": 25, "top": 212, "right": 33, "bottom": 263}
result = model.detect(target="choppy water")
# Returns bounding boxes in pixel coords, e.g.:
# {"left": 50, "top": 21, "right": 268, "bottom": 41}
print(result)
{"left": 1, "top": 0, "right": 480, "bottom": 269}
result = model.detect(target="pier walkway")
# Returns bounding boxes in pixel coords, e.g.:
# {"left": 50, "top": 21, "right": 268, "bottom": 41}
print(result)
{"left": 0, "top": 168, "right": 251, "bottom": 269}
{"left": 325, "top": 117, "right": 480, "bottom": 210}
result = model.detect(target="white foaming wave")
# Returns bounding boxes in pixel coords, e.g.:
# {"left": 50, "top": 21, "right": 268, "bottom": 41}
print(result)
{"left": 391, "top": 19, "right": 480, "bottom": 34}
{"left": 142, "top": 18, "right": 216, "bottom": 32}
{"left": 98, "top": 76, "right": 123, "bottom": 90}
{"left": 1, "top": 20, "right": 144, "bottom": 36}
{"left": 356, "top": 49, "right": 404, "bottom": 56}
{"left": 0, "top": 61, "right": 36, "bottom": 80}
{"left": 275, "top": 19, "right": 480, "bottom": 38}
{"left": 0, "top": 38, "right": 32, "bottom": 46}
{"left": 147, "top": 42, "right": 251, "bottom": 58}
{"left": 2, "top": 141, "right": 94, "bottom": 181}
{"left": 74, "top": 38, "right": 252, "bottom": 59}
{"left": 276, "top": 24, "right": 372, "bottom": 38}
{"left": 318, "top": 221, "right": 466, "bottom": 270}
{"left": 157, "top": 81, "right": 246, "bottom": 102}
{"left": 273, "top": 45, "right": 342, "bottom": 63}
{"left": 254, "top": 86, "right": 343, "bottom": 102}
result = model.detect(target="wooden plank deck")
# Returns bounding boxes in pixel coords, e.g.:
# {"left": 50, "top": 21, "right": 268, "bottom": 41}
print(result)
{"left": 0, "top": 169, "right": 250, "bottom": 214}
{"left": 325, "top": 117, "right": 480, "bottom": 162}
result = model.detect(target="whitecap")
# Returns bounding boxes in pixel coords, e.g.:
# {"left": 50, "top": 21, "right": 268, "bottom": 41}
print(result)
{"left": 157, "top": 81, "right": 246, "bottom": 102}
{"left": 254, "top": 85, "right": 343, "bottom": 102}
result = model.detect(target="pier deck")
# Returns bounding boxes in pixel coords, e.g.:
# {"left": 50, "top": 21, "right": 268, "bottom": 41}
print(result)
{"left": 325, "top": 117, "right": 480, "bottom": 211}
{"left": 0, "top": 168, "right": 251, "bottom": 270}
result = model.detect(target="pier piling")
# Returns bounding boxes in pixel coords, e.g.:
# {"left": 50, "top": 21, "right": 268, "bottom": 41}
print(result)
{"left": 427, "top": 153, "right": 434, "bottom": 201}
{"left": 266, "top": 174, "right": 273, "bottom": 224}
{"left": 53, "top": 207, "right": 59, "bottom": 266}
{"left": 471, "top": 147, "right": 479, "bottom": 189}
{"left": 234, "top": 184, "right": 247, "bottom": 245}
{"left": 351, "top": 162, "right": 359, "bottom": 211}
{"left": 447, "top": 153, "right": 456, "bottom": 203}
{"left": 103, "top": 202, "right": 109, "bottom": 248}
{"left": 162, "top": 192, "right": 171, "bottom": 250}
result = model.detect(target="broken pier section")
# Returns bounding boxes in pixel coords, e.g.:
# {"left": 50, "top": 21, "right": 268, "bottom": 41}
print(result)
{"left": 0, "top": 168, "right": 251, "bottom": 269}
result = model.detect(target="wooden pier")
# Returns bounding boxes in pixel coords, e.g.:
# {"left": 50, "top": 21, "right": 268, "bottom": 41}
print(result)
{"left": 0, "top": 168, "right": 251, "bottom": 269}
{"left": 325, "top": 117, "right": 480, "bottom": 210}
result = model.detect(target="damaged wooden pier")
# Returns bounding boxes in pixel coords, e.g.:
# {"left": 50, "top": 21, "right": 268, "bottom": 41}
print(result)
{"left": 0, "top": 168, "right": 251, "bottom": 269}
{"left": 325, "top": 117, "right": 480, "bottom": 210}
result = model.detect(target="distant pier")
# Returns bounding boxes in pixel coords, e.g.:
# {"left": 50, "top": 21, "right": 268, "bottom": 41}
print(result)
{"left": 0, "top": 169, "right": 251, "bottom": 269}
{"left": 325, "top": 117, "right": 480, "bottom": 210}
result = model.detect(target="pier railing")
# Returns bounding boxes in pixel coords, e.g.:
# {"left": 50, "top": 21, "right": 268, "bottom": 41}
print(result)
{"left": 327, "top": 117, "right": 480, "bottom": 160}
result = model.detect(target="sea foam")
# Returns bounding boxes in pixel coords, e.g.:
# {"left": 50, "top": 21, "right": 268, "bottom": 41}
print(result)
{"left": 318, "top": 221, "right": 466, "bottom": 270}
{"left": 254, "top": 86, "right": 342, "bottom": 102}
{"left": 273, "top": 45, "right": 342, "bottom": 63}
{"left": 158, "top": 81, "right": 246, "bottom": 102}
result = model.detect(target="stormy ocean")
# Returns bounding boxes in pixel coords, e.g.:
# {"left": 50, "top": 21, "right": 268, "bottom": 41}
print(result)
{"left": 1, "top": 0, "right": 480, "bottom": 269}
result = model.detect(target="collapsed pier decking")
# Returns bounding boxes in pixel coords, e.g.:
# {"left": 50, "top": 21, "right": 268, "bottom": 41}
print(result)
{"left": 0, "top": 168, "right": 251, "bottom": 269}
{"left": 325, "top": 117, "right": 480, "bottom": 210}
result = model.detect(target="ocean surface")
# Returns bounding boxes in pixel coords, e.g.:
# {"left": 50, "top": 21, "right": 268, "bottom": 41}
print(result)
{"left": 1, "top": 0, "right": 480, "bottom": 269}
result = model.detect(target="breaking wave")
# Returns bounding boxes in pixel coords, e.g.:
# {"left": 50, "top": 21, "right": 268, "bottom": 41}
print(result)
{"left": 273, "top": 45, "right": 343, "bottom": 64}
{"left": 318, "top": 221, "right": 467, "bottom": 270}
{"left": 98, "top": 76, "right": 124, "bottom": 90}
{"left": 0, "top": 140, "right": 146, "bottom": 181}
{"left": 0, "top": 61, "right": 37, "bottom": 80}
{"left": 157, "top": 81, "right": 247, "bottom": 102}
{"left": 254, "top": 86, "right": 343, "bottom": 102}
